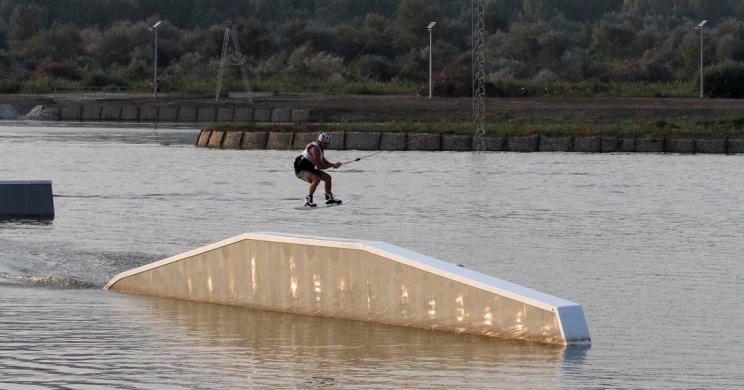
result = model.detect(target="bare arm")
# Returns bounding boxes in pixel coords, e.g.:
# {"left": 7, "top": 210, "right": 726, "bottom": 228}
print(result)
{"left": 309, "top": 146, "right": 341, "bottom": 169}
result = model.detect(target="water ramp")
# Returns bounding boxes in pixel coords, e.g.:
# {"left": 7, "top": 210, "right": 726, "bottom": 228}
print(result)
{"left": 104, "top": 232, "right": 590, "bottom": 345}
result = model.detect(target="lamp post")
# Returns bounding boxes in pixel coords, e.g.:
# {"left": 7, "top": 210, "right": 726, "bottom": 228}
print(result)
{"left": 427, "top": 22, "right": 436, "bottom": 99}
{"left": 695, "top": 20, "right": 707, "bottom": 99}
{"left": 150, "top": 21, "right": 162, "bottom": 99}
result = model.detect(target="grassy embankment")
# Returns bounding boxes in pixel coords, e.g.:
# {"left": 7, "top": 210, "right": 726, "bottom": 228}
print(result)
{"left": 7, "top": 76, "right": 743, "bottom": 136}
{"left": 208, "top": 78, "right": 744, "bottom": 137}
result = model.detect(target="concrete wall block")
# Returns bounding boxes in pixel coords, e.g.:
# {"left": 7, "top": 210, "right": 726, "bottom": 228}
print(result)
{"left": 178, "top": 106, "right": 197, "bottom": 122}
{"left": 485, "top": 134, "right": 506, "bottom": 151}
{"left": 217, "top": 106, "right": 235, "bottom": 122}
{"left": 292, "top": 132, "right": 317, "bottom": 149}
{"left": 601, "top": 137, "right": 620, "bottom": 153}
{"left": 667, "top": 137, "right": 694, "bottom": 154}
{"left": 727, "top": 136, "right": 744, "bottom": 154}
{"left": 222, "top": 131, "right": 243, "bottom": 149}
{"left": 100, "top": 105, "right": 122, "bottom": 121}
{"left": 635, "top": 137, "right": 664, "bottom": 153}
{"left": 379, "top": 132, "right": 407, "bottom": 151}
{"left": 507, "top": 134, "right": 538, "bottom": 152}
{"left": 328, "top": 131, "right": 345, "bottom": 150}
{"left": 196, "top": 130, "right": 212, "bottom": 147}
{"left": 573, "top": 136, "right": 601, "bottom": 153}
{"left": 241, "top": 132, "right": 268, "bottom": 149}
{"left": 158, "top": 106, "right": 178, "bottom": 122}
{"left": 60, "top": 105, "right": 82, "bottom": 120}
{"left": 407, "top": 133, "right": 440, "bottom": 151}
{"left": 619, "top": 137, "right": 636, "bottom": 152}
{"left": 695, "top": 138, "right": 726, "bottom": 154}
{"left": 539, "top": 135, "right": 571, "bottom": 152}
{"left": 140, "top": 106, "right": 158, "bottom": 121}
{"left": 344, "top": 131, "right": 380, "bottom": 151}
{"left": 266, "top": 132, "right": 294, "bottom": 149}
{"left": 291, "top": 109, "right": 311, "bottom": 122}
{"left": 121, "top": 106, "right": 139, "bottom": 121}
{"left": 81, "top": 105, "right": 102, "bottom": 121}
{"left": 207, "top": 131, "right": 224, "bottom": 148}
{"left": 234, "top": 107, "right": 254, "bottom": 122}
{"left": 254, "top": 108, "right": 271, "bottom": 122}
{"left": 442, "top": 134, "right": 471, "bottom": 151}
{"left": 271, "top": 108, "right": 292, "bottom": 123}
{"left": 197, "top": 107, "right": 217, "bottom": 123}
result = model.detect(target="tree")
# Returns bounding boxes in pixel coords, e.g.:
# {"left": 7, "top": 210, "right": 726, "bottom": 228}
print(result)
{"left": 522, "top": 0, "right": 552, "bottom": 22}
{"left": 591, "top": 21, "right": 639, "bottom": 61}
{"left": 711, "top": 18, "right": 744, "bottom": 63}
{"left": 390, "top": 0, "right": 442, "bottom": 53}
{"left": 96, "top": 20, "right": 141, "bottom": 67}
{"left": 43, "top": 23, "right": 84, "bottom": 61}
{"left": 8, "top": 4, "right": 43, "bottom": 41}
{"left": 347, "top": 54, "right": 394, "bottom": 82}
{"left": 486, "top": 0, "right": 522, "bottom": 32}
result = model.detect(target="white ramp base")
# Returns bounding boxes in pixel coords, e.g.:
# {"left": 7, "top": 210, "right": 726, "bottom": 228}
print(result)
{"left": 105, "top": 232, "right": 591, "bottom": 345}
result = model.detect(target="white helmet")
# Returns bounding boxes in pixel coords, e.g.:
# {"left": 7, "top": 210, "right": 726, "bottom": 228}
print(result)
{"left": 318, "top": 132, "right": 332, "bottom": 143}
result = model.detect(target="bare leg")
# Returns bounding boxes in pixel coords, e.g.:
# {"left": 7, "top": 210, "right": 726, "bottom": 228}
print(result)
{"left": 308, "top": 175, "right": 321, "bottom": 196}
{"left": 321, "top": 172, "right": 332, "bottom": 194}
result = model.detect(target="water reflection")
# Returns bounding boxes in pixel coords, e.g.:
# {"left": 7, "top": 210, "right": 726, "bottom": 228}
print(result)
{"left": 119, "top": 293, "right": 571, "bottom": 388}
{"left": 0, "top": 217, "right": 54, "bottom": 225}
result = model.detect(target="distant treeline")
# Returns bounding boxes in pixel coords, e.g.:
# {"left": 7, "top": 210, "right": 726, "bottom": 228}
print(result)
{"left": 2, "top": 0, "right": 744, "bottom": 97}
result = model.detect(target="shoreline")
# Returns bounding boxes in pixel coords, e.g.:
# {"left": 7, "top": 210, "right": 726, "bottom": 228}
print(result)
{"left": 195, "top": 129, "right": 744, "bottom": 154}
{"left": 1, "top": 94, "right": 744, "bottom": 153}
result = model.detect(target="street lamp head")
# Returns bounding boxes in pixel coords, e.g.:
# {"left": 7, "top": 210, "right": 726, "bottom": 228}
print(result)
{"left": 696, "top": 20, "right": 707, "bottom": 29}
{"left": 427, "top": 22, "right": 436, "bottom": 31}
{"left": 152, "top": 21, "right": 162, "bottom": 29}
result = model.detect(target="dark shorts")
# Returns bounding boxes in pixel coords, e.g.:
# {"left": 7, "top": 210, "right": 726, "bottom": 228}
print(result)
{"left": 294, "top": 155, "right": 322, "bottom": 182}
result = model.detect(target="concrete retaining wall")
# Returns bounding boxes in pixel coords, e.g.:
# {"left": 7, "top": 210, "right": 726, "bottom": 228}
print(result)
{"left": 195, "top": 130, "right": 744, "bottom": 154}
{"left": 55, "top": 103, "right": 312, "bottom": 124}
{"left": 104, "top": 232, "right": 591, "bottom": 345}
{"left": 0, "top": 180, "right": 54, "bottom": 219}
{"left": 25, "top": 103, "right": 744, "bottom": 154}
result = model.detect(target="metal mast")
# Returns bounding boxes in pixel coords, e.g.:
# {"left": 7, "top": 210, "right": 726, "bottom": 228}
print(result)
{"left": 472, "top": 0, "right": 486, "bottom": 152}
{"left": 215, "top": 23, "right": 253, "bottom": 102}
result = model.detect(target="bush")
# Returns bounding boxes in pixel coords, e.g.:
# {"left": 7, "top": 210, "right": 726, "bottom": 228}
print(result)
{"left": 19, "top": 76, "right": 56, "bottom": 93}
{"left": 416, "top": 65, "right": 469, "bottom": 97}
{"left": 83, "top": 70, "right": 109, "bottom": 87}
{"left": 82, "top": 70, "right": 131, "bottom": 87}
{"left": 34, "top": 61, "right": 83, "bottom": 80}
{"left": 704, "top": 61, "right": 744, "bottom": 98}
{"left": 347, "top": 55, "right": 395, "bottom": 82}
{"left": 0, "top": 80, "right": 22, "bottom": 93}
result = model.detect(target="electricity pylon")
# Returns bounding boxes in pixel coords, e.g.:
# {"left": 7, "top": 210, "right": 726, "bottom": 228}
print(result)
{"left": 215, "top": 23, "right": 253, "bottom": 102}
{"left": 472, "top": 0, "right": 486, "bottom": 152}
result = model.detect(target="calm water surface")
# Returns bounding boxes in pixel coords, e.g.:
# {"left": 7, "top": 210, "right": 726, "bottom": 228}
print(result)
{"left": 0, "top": 123, "right": 742, "bottom": 389}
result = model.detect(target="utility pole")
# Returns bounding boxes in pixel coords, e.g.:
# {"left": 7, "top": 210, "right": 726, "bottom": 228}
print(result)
{"left": 427, "top": 22, "right": 436, "bottom": 99}
{"left": 215, "top": 23, "right": 253, "bottom": 102}
{"left": 150, "top": 21, "right": 162, "bottom": 99}
{"left": 695, "top": 20, "right": 707, "bottom": 99}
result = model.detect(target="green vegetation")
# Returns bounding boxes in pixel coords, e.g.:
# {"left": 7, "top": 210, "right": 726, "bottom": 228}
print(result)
{"left": 2, "top": 1, "right": 744, "bottom": 98}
